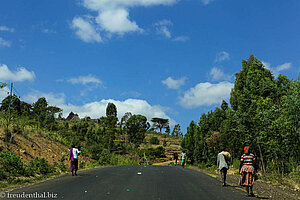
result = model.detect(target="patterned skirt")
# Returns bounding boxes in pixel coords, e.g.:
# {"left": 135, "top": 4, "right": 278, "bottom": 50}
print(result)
{"left": 239, "top": 165, "right": 255, "bottom": 187}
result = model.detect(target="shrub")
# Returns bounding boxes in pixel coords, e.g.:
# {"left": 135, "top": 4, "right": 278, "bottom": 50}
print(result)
{"left": 110, "top": 154, "right": 140, "bottom": 166}
{"left": 0, "top": 150, "right": 25, "bottom": 179}
{"left": 232, "top": 158, "right": 240, "bottom": 169}
{"left": 143, "top": 146, "right": 166, "bottom": 160}
{"left": 163, "top": 140, "right": 167, "bottom": 147}
{"left": 58, "top": 155, "right": 67, "bottom": 172}
{"left": 29, "top": 157, "right": 55, "bottom": 175}
{"left": 149, "top": 136, "right": 159, "bottom": 145}
{"left": 99, "top": 149, "right": 111, "bottom": 165}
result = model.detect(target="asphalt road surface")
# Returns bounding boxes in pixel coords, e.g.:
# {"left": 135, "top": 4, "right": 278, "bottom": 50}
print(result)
{"left": 8, "top": 165, "right": 257, "bottom": 200}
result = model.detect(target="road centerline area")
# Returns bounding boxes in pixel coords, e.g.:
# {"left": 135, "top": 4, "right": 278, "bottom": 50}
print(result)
{"left": 8, "top": 166, "right": 256, "bottom": 200}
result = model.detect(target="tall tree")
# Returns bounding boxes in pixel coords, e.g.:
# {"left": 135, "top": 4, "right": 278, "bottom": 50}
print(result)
{"left": 151, "top": 117, "right": 169, "bottom": 133}
{"left": 230, "top": 55, "right": 276, "bottom": 146}
{"left": 104, "top": 103, "right": 118, "bottom": 128}
{"left": 125, "top": 115, "right": 149, "bottom": 146}
{"left": 106, "top": 103, "right": 117, "bottom": 117}
{"left": 165, "top": 125, "right": 170, "bottom": 135}
{"left": 120, "top": 112, "right": 132, "bottom": 129}
{"left": 172, "top": 124, "right": 182, "bottom": 137}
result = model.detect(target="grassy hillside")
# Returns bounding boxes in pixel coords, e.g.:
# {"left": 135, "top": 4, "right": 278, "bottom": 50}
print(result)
{"left": 0, "top": 119, "right": 182, "bottom": 189}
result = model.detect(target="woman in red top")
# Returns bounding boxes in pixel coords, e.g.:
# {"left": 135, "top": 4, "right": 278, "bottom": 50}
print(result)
{"left": 239, "top": 146, "right": 257, "bottom": 197}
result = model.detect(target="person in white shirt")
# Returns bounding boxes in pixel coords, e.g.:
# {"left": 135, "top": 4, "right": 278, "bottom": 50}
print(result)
{"left": 181, "top": 151, "right": 186, "bottom": 168}
{"left": 69, "top": 145, "right": 81, "bottom": 176}
{"left": 217, "top": 148, "right": 231, "bottom": 186}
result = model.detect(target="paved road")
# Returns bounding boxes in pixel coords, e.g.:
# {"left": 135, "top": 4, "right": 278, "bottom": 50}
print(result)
{"left": 8, "top": 165, "right": 256, "bottom": 200}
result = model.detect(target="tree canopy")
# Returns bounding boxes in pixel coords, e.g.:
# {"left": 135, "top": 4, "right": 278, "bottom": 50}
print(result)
{"left": 126, "top": 115, "right": 149, "bottom": 146}
{"left": 106, "top": 103, "right": 117, "bottom": 117}
{"left": 151, "top": 117, "right": 169, "bottom": 133}
{"left": 181, "top": 55, "right": 300, "bottom": 175}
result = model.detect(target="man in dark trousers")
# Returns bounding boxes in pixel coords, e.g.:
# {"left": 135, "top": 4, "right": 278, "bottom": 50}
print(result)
{"left": 217, "top": 148, "right": 231, "bottom": 186}
{"left": 173, "top": 152, "right": 178, "bottom": 166}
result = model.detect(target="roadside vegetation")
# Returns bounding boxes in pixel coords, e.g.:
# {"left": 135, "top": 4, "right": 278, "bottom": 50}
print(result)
{"left": 0, "top": 87, "right": 181, "bottom": 189}
{"left": 181, "top": 55, "right": 300, "bottom": 190}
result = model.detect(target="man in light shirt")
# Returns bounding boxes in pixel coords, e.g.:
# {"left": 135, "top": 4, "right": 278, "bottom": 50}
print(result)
{"left": 69, "top": 145, "right": 81, "bottom": 176}
{"left": 217, "top": 148, "right": 231, "bottom": 186}
{"left": 181, "top": 151, "right": 186, "bottom": 168}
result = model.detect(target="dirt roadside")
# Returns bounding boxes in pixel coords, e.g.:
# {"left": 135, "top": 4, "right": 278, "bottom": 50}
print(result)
{"left": 188, "top": 166, "right": 300, "bottom": 200}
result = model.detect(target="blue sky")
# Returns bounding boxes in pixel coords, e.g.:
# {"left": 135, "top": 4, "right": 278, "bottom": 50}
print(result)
{"left": 0, "top": 0, "right": 299, "bottom": 133}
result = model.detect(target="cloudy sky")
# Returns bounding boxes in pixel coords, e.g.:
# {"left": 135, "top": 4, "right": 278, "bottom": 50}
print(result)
{"left": 0, "top": 0, "right": 299, "bottom": 132}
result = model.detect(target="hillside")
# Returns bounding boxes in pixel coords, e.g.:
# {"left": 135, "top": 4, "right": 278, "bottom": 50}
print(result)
{"left": 140, "top": 132, "right": 182, "bottom": 165}
{"left": 0, "top": 127, "right": 93, "bottom": 170}
{"left": 0, "top": 127, "right": 182, "bottom": 168}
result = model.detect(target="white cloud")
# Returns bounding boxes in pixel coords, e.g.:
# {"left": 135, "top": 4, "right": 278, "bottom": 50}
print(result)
{"left": 120, "top": 91, "right": 141, "bottom": 98}
{"left": 153, "top": 20, "right": 188, "bottom": 41}
{"left": 162, "top": 77, "right": 186, "bottom": 90}
{"left": 262, "top": 61, "right": 271, "bottom": 70}
{"left": 23, "top": 91, "right": 66, "bottom": 107}
{"left": 82, "top": 0, "right": 177, "bottom": 10}
{"left": 72, "top": 0, "right": 178, "bottom": 40}
{"left": 179, "top": 81, "right": 233, "bottom": 108}
{"left": 0, "top": 26, "right": 14, "bottom": 32}
{"left": 71, "top": 17, "right": 102, "bottom": 43}
{"left": 96, "top": 8, "right": 141, "bottom": 34}
{"left": 0, "top": 86, "right": 10, "bottom": 100}
{"left": 262, "top": 61, "right": 292, "bottom": 77}
{"left": 214, "top": 51, "right": 230, "bottom": 63}
{"left": 0, "top": 37, "right": 11, "bottom": 47}
{"left": 67, "top": 75, "right": 102, "bottom": 85}
{"left": 22, "top": 90, "right": 175, "bottom": 125}
{"left": 202, "top": 0, "right": 215, "bottom": 5}
{"left": 42, "top": 29, "right": 56, "bottom": 34}
{"left": 0, "top": 64, "right": 35, "bottom": 82}
{"left": 209, "top": 67, "right": 232, "bottom": 81}
{"left": 275, "top": 63, "right": 291, "bottom": 72}
{"left": 154, "top": 20, "right": 172, "bottom": 38}
{"left": 173, "top": 36, "right": 189, "bottom": 42}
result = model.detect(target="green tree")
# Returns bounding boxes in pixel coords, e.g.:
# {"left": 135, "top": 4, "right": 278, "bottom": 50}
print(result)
{"left": 165, "top": 125, "right": 170, "bottom": 135}
{"left": 0, "top": 95, "right": 21, "bottom": 114}
{"left": 125, "top": 115, "right": 149, "bottom": 146}
{"left": 172, "top": 124, "right": 182, "bottom": 137}
{"left": 104, "top": 103, "right": 118, "bottom": 128}
{"left": 230, "top": 55, "right": 276, "bottom": 147}
{"left": 181, "top": 121, "right": 197, "bottom": 164}
{"left": 106, "top": 103, "right": 117, "bottom": 117}
{"left": 151, "top": 118, "right": 169, "bottom": 133}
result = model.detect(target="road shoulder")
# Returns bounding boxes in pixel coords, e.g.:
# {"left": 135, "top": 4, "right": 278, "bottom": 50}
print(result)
{"left": 188, "top": 166, "right": 300, "bottom": 200}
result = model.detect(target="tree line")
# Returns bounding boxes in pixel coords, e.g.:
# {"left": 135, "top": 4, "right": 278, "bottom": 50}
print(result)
{"left": 181, "top": 55, "right": 299, "bottom": 175}
{"left": 0, "top": 92, "right": 182, "bottom": 162}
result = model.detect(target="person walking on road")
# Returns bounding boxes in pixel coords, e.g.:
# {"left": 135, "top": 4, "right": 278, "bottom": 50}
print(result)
{"left": 217, "top": 149, "right": 231, "bottom": 186}
{"left": 69, "top": 144, "right": 81, "bottom": 176}
{"left": 181, "top": 151, "right": 186, "bottom": 168}
{"left": 173, "top": 152, "right": 179, "bottom": 166}
{"left": 239, "top": 146, "right": 257, "bottom": 197}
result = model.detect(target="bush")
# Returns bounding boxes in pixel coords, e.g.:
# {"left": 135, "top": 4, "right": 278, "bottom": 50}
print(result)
{"left": 29, "top": 157, "right": 55, "bottom": 175}
{"left": 57, "top": 155, "right": 67, "bottom": 172}
{"left": 143, "top": 146, "right": 166, "bottom": 160}
{"left": 0, "top": 150, "right": 25, "bottom": 179}
{"left": 163, "top": 140, "right": 167, "bottom": 147}
{"left": 110, "top": 154, "right": 140, "bottom": 166}
{"left": 232, "top": 158, "right": 240, "bottom": 169}
{"left": 149, "top": 136, "right": 159, "bottom": 145}
{"left": 289, "top": 165, "right": 300, "bottom": 184}
{"left": 99, "top": 149, "right": 111, "bottom": 165}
